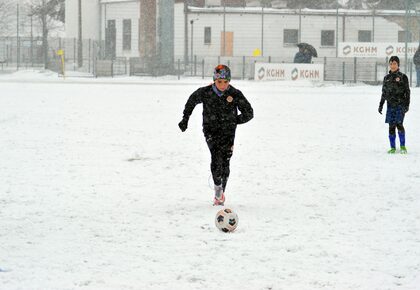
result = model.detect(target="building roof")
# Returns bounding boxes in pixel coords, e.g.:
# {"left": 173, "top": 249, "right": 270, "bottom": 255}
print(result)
{"left": 189, "top": 6, "right": 419, "bottom": 17}
{"left": 100, "top": 0, "right": 138, "bottom": 4}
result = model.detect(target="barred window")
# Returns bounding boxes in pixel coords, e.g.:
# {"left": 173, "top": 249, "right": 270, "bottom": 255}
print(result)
{"left": 283, "top": 29, "right": 298, "bottom": 45}
{"left": 398, "top": 31, "right": 412, "bottom": 43}
{"left": 321, "top": 30, "right": 335, "bottom": 46}
{"left": 358, "top": 30, "right": 371, "bottom": 42}
{"left": 204, "top": 27, "right": 211, "bottom": 44}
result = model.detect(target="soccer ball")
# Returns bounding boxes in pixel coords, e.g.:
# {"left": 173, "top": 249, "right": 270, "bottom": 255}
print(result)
{"left": 215, "top": 208, "right": 239, "bottom": 232}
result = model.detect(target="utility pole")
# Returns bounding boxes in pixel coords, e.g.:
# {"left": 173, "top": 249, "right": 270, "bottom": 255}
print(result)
{"left": 30, "top": 14, "right": 33, "bottom": 67}
{"left": 42, "top": 0, "right": 48, "bottom": 69}
{"left": 78, "top": 0, "right": 83, "bottom": 67}
{"left": 261, "top": 6, "right": 264, "bottom": 56}
{"left": 405, "top": 0, "right": 409, "bottom": 72}
{"left": 184, "top": 0, "right": 188, "bottom": 65}
{"left": 17, "top": 4, "right": 20, "bottom": 70}
{"left": 223, "top": 1, "right": 226, "bottom": 56}
{"left": 336, "top": 0, "right": 339, "bottom": 57}
{"left": 190, "top": 19, "right": 194, "bottom": 65}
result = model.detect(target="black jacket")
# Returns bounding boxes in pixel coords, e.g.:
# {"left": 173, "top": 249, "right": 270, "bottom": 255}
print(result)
{"left": 414, "top": 49, "right": 420, "bottom": 68}
{"left": 181, "top": 84, "right": 253, "bottom": 134}
{"left": 379, "top": 70, "right": 410, "bottom": 110}
{"left": 294, "top": 51, "right": 312, "bottom": 63}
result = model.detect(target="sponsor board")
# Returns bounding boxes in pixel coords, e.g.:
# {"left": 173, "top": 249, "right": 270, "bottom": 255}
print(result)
{"left": 338, "top": 42, "right": 419, "bottom": 58}
{"left": 254, "top": 63, "right": 324, "bottom": 81}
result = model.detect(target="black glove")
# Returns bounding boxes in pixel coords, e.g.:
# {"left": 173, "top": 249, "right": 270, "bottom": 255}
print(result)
{"left": 404, "top": 107, "right": 409, "bottom": 113}
{"left": 178, "top": 118, "right": 188, "bottom": 132}
{"left": 378, "top": 106, "right": 383, "bottom": 115}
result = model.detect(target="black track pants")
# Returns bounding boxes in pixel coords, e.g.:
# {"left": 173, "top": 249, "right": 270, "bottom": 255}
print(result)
{"left": 205, "top": 132, "right": 235, "bottom": 191}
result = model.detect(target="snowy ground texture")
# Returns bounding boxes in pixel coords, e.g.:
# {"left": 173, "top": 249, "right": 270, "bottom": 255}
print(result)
{"left": 1, "top": 70, "right": 420, "bottom": 290}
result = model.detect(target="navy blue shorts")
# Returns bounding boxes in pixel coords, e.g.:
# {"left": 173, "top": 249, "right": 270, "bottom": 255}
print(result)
{"left": 385, "top": 105, "right": 405, "bottom": 124}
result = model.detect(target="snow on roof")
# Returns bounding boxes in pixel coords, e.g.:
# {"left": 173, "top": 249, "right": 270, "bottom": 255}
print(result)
{"left": 100, "top": 0, "right": 138, "bottom": 3}
{"left": 189, "top": 6, "right": 418, "bottom": 17}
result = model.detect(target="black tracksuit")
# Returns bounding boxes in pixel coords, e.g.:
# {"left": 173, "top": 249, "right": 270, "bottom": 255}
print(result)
{"left": 181, "top": 84, "right": 253, "bottom": 190}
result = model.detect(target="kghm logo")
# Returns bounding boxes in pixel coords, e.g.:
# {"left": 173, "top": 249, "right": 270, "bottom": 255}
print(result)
{"left": 386, "top": 45, "right": 394, "bottom": 55}
{"left": 343, "top": 45, "right": 351, "bottom": 55}
{"left": 291, "top": 68, "right": 299, "bottom": 81}
{"left": 258, "top": 66, "right": 265, "bottom": 80}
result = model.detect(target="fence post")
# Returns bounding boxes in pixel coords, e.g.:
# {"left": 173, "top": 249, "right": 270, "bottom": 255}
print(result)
{"left": 93, "top": 41, "right": 96, "bottom": 76}
{"left": 194, "top": 55, "right": 197, "bottom": 76}
{"left": 385, "top": 56, "right": 389, "bottom": 74}
{"left": 111, "top": 59, "right": 114, "bottom": 77}
{"left": 375, "top": 62, "right": 378, "bottom": 83}
{"left": 252, "top": 60, "right": 257, "bottom": 80}
{"left": 89, "top": 39, "right": 91, "bottom": 73}
{"left": 409, "top": 60, "right": 412, "bottom": 87}
{"left": 178, "top": 59, "right": 181, "bottom": 80}
{"left": 323, "top": 56, "right": 326, "bottom": 81}
{"left": 353, "top": 57, "right": 357, "bottom": 83}
{"left": 202, "top": 58, "right": 205, "bottom": 79}
{"left": 268, "top": 56, "right": 271, "bottom": 63}
{"left": 342, "top": 62, "right": 345, "bottom": 84}
{"left": 227, "top": 60, "right": 230, "bottom": 68}
{"left": 190, "top": 56, "right": 193, "bottom": 75}
{"left": 6, "top": 44, "right": 9, "bottom": 66}
{"left": 73, "top": 37, "right": 76, "bottom": 71}
{"left": 242, "top": 56, "right": 246, "bottom": 80}
{"left": 218, "top": 55, "right": 220, "bottom": 65}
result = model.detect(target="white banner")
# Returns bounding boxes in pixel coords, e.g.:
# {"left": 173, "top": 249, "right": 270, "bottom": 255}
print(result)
{"left": 254, "top": 63, "right": 324, "bottom": 81}
{"left": 338, "top": 42, "right": 419, "bottom": 58}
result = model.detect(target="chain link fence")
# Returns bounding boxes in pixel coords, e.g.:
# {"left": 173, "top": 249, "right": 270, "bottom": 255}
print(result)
{"left": 0, "top": 36, "right": 417, "bottom": 85}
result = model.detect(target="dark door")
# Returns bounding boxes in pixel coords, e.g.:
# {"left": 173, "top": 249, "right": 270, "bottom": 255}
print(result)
{"left": 105, "top": 20, "right": 116, "bottom": 59}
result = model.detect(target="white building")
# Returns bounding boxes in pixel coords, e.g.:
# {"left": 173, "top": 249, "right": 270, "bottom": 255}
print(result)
{"left": 65, "top": 1, "right": 415, "bottom": 61}
{"left": 65, "top": 0, "right": 140, "bottom": 58}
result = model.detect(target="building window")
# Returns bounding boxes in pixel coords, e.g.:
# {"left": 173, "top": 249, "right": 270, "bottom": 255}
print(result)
{"left": 123, "top": 19, "right": 132, "bottom": 51}
{"left": 283, "top": 29, "right": 298, "bottom": 45}
{"left": 398, "top": 30, "right": 412, "bottom": 43}
{"left": 321, "top": 30, "right": 335, "bottom": 46}
{"left": 204, "top": 27, "right": 211, "bottom": 44}
{"left": 358, "top": 30, "right": 371, "bottom": 42}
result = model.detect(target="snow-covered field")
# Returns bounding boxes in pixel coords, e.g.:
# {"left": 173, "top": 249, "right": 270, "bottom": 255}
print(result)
{"left": 1, "top": 71, "right": 419, "bottom": 290}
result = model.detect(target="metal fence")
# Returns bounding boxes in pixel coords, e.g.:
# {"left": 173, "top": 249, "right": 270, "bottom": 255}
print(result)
{"left": 0, "top": 36, "right": 417, "bottom": 85}
{"left": 169, "top": 55, "right": 416, "bottom": 85}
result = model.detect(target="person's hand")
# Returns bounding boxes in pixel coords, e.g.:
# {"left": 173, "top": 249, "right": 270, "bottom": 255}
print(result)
{"left": 178, "top": 118, "right": 188, "bottom": 132}
{"left": 404, "top": 107, "right": 409, "bottom": 113}
{"left": 378, "top": 106, "right": 383, "bottom": 114}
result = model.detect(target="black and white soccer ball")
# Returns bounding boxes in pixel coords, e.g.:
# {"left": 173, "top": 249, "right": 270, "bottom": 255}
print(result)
{"left": 215, "top": 208, "right": 238, "bottom": 232}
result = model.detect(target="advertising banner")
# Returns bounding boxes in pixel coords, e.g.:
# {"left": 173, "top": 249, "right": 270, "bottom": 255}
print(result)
{"left": 338, "top": 42, "right": 419, "bottom": 58}
{"left": 254, "top": 63, "right": 324, "bottom": 81}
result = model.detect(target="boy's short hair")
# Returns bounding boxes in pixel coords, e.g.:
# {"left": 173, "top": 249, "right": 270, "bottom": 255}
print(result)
{"left": 389, "top": 56, "right": 400, "bottom": 66}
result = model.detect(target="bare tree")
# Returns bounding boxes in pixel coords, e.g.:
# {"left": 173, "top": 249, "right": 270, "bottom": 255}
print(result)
{"left": 27, "top": 0, "right": 64, "bottom": 68}
{"left": 0, "top": 0, "right": 15, "bottom": 36}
